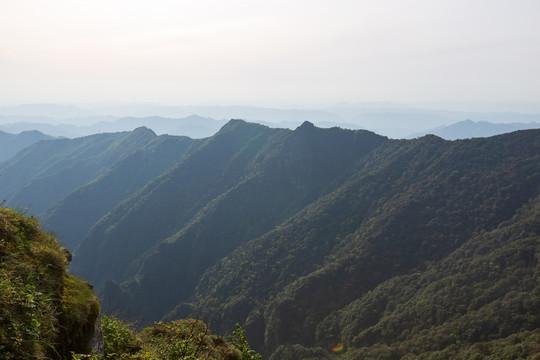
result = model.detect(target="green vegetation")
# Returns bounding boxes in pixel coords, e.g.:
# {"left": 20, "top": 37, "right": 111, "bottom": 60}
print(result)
{"left": 0, "top": 206, "right": 99, "bottom": 359}
{"left": 73, "top": 316, "right": 259, "bottom": 360}
{"left": 2, "top": 122, "right": 540, "bottom": 358}
{"left": 100, "top": 316, "right": 141, "bottom": 358}
{"left": 44, "top": 134, "right": 201, "bottom": 250}
{"left": 311, "top": 193, "right": 540, "bottom": 359}
{"left": 0, "top": 205, "right": 257, "bottom": 359}
{"left": 0, "top": 130, "right": 54, "bottom": 163}
{"left": 73, "top": 121, "right": 386, "bottom": 323}
{"left": 192, "top": 129, "right": 540, "bottom": 358}
{"left": 0, "top": 127, "right": 159, "bottom": 215}
{"left": 228, "top": 323, "right": 263, "bottom": 360}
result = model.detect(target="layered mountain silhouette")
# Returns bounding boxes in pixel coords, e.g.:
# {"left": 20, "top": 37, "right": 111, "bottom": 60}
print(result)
{"left": 0, "top": 115, "right": 224, "bottom": 139}
{"left": 410, "top": 119, "right": 540, "bottom": 140}
{"left": 0, "top": 129, "right": 54, "bottom": 163}
{"left": 44, "top": 133, "right": 202, "bottom": 250}
{"left": 0, "top": 127, "right": 161, "bottom": 215}
{"left": 1, "top": 120, "right": 538, "bottom": 359}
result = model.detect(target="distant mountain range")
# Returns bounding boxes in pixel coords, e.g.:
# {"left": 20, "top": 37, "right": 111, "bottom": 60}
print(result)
{"left": 1, "top": 121, "right": 539, "bottom": 358}
{"left": 409, "top": 119, "right": 540, "bottom": 140}
{"left": 2, "top": 103, "right": 540, "bottom": 139}
{"left": 0, "top": 115, "right": 224, "bottom": 139}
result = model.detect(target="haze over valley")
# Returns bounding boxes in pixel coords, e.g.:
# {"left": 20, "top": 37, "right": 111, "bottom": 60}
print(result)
{"left": 2, "top": 102, "right": 540, "bottom": 141}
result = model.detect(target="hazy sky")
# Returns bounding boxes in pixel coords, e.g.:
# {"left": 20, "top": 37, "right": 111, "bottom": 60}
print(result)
{"left": 1, "top": 0, "right": 539, "bottom": 107}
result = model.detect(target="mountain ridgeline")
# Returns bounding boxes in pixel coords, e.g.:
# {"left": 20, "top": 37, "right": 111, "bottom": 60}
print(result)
{"left": 1, "top": 120, "right": 539, "bottom": 359}
{"left": 0, "top": 129, "right": 54, "bottom": 163}
{"left": 74, "top": 121, "right": 386, "bottom": 320}
{"left": 0, "top": 127, "right": 165, "bottom": 215}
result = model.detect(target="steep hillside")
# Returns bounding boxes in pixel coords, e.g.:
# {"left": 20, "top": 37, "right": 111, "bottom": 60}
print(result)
{"left": 73, "top": 121, "right": 386, "bottom": 321}
{"left": 43, "top": 134, "right": 203, "bottom": 251}
{"left": 192, "top": 130, "right": 540, "bottom": 356}
{"left": 58, "top": 124, "right": 537, "bottom": 359}
{"left": 308, "top": 192, "right": 540, "bottom": 359}
{"left": 3, "top": 120, "right": 539, "bottom": 358}
{"left": 0, "top": 127, "right": 157, "bottom": 215}
{"left": 0, "top": 130, "right": 54, "bottom": 164}
{"left": 0, "top": 206, "right": 256, "bottom": 360}
{"left": 0, "top": 206, "right": 99, "bottom": 358}
{"left": 71, "top": 121, "right": 285, "bottom": 288}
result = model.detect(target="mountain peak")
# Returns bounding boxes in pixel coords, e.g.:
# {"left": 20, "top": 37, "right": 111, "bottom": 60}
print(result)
{"left": 132, "top": 126, "right": 156, "bottom": 136}
{"left": 226, "top": 118, "right": 247, "bottom": 126}
{"left": 297, "top": 121, "right": 315, "bottom": 129}
{"left": 216, "top": 119, "right": 270, "bottom": 135}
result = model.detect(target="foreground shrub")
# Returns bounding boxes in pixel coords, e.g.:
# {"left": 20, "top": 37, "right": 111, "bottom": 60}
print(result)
{"left": 76, "top": 317, "right": 252, "bottom": 360}
{"left": 0, "top": 207, "right": 99, "bottom": 359}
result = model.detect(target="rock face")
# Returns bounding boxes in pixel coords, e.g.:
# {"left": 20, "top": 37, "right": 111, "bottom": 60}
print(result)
{"left": 91, "top": 318, "right": 105, "bottom": 354}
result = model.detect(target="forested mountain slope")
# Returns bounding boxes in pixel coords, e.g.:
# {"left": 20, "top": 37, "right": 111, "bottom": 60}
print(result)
{"left": 72, "top": 121, "right": 386, "bottom": 321}
{"left": 1, "top": 120, "right": 538, "bottom": 358}
{"left": 43, "top": 134, "right": 202, "bottom": 250}
{"left": 191, "top": 129, "right": 540, "bottom": 357}
{"left": 0, "top": 206, "right": 260, "bottom": 359}
{"left": 309, "top": 191, "right": 540, "bottom": 359}
{"left": 0, "top": 127, "right": 157, "bottom": 214}
{"left": 0, "top": 129, "right": 54, "bottom": 163}
{"left": 69, "top": 122, "right": 539, "bottom": 358}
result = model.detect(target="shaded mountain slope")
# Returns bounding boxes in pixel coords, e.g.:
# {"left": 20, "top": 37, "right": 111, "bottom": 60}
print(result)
{"left": 0, "top": 206, "right": 253, "bottom": 360}
{"left": 0, "top": 127, "right": 157, "bottom": 215}
{"left": 71, "top": 121, "right": 287, "bottom": 289}
{"left": 43, "top": 134, "right": 203, "bottom": 251}
{"left": 110, "top": 122, "right": 387, "bottom": 321}
{"left": 4, "top": 120, "right": 539, "bottom": 358}
{"left": 191, "top": 130, "right": 540, "bottom": 356}
{"left": 310, "top": 191, "right": 540, "bottom": 359}
{"left": 0, "top": 129, "right": 54, "bottom": 164}
{"left": 71, "top": 121, "right": 387, "bottom": 321}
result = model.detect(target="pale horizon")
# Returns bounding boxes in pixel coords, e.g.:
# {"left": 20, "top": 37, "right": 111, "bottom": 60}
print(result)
{"left": 2, "top": 0, "right": 539, "bottom": 109}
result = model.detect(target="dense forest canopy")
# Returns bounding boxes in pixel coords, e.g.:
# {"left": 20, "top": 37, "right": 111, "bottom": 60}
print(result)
{"left": 1, "top": 121, "right": 539, "bottom": 359}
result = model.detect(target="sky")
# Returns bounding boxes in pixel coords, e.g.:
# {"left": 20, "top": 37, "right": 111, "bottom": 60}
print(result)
{"left": 1, "top": 0, "right": 539, "bottom": 109}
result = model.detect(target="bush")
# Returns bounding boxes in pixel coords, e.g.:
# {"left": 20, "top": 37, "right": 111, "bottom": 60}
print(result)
{"left": 228, "top": 323, "right": 262, "bottom": 360}
{"left": 75, "top": 317, "right": 247, "bottom": 359}
{"left": 0, "top": 207, "right": 99, "bottom": 359}
{"left": 101, "top": 316, "right": 141, "bottom": 358}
